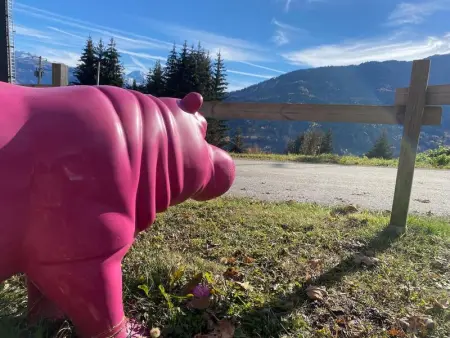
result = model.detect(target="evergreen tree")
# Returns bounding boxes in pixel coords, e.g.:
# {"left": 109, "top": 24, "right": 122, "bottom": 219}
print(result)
{"left": 366, "top": 130, "right": 394, "bottom": 159}
{"left": 131, "top": 78, "right": 138, "bottom": 90}
{"left": 190, "top": 42, "right": 213, "bottom": 99}
{"left": 177, "top": 41, "right": 196, "bottom": 97}
{"left": 206, "top": 51, "right": 229, "bottom": 148}
{"left": 94, "top": 38, "right": 106, "bottom": 85}
{"left": 73, "top": 36, "right": 97, "bottom": 85}
{"left": 300, "top": 123, "right": 323, "bottom": 156}
{"left": 319, "top": 129, "right": 333, "bottom": 154}
{"left": 164, "top": 44, "right": 180, "bottom": 97}
{"left": 102, "top": 38, "right": 124, "bottom": 87}
{"left": 211, "top": 51, "right": 228, "bottom": 100}
{"left": 230, "top": 127, "right": 245, "bottom": 153}
{"left": 146, "top": 60, "right": 166, "bottom": 96}
{"left": 286, "top": 133, "right": 305, "bottom": 154}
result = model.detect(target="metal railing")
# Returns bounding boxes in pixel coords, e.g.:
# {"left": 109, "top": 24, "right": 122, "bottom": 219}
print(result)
{"left": 6, "top": 0, "right": 16, "bottom": 83}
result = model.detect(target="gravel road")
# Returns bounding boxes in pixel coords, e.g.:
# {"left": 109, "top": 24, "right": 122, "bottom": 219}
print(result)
{"left": 226, "top": 159, "right": 450, "bottom": 216}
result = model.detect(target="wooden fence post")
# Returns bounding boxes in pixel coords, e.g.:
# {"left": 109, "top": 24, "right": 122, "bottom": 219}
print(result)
{"left": 389, "top": 59, "right": 430, "bottom": 233}
{"left": 52, "top": 63, "right": 69, "bottom": 86}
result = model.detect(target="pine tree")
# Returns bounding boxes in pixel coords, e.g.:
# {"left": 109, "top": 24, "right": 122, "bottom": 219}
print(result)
{"left": 164, "top": 44, "right": 180, "bottom": 97}
{"left": 131, "top": 78, "right": 138, "bottom": 90}
{"left": 366, "top": 130, "right": 394, "bottom": 159}
{"left": 73, "top": 36, "right": 97, "bottom": 85}
{"left": 190, "top": 42, "right": 213, "bottom": 99}
{"left": 300, "top": 123, "right": 323, "bottom": 155}
{"left": 286, "top": 133, "right": 304, "bottom": 154}
{"left": 206, "top": 51, "right": 229, "bottom": 148}
{"left": 177, "top": 41, "right": 196, "bottom": 97}
{"left": 211, "top": 51, "right": 228, "bottom": 100}
{"left": 230, "top": 127, "right": 245, "bottom": 153}
{"left": 94, "top": 38, "right": 106, "bottom": 85}
{"left": 102, "top": 38, "right": 124, "bottom": 87}
{"left": 319, "top": 129, "right": 333, "bottom": 154}
{"left": 146, "top": 60, "right": 166, "bottom": 96}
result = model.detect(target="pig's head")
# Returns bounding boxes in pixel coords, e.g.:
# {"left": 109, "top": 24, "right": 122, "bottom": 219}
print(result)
{"left": 155, "top": 92, "right": 235, "bottom": 206}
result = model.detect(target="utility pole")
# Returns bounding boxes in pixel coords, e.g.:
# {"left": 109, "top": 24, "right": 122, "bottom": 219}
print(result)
{"left": 96, "top": 60, "right": 101, "bottom": 85}
{"left": 34, "top": 56, "right": 44, "bottom": 85}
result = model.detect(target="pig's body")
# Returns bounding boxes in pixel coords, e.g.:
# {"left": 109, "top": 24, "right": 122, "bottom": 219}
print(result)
{"left": 0, "top": 83, "right": 235, "bottom": 338}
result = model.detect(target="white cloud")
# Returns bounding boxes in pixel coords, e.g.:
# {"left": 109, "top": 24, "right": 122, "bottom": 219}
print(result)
{"left": 227, "top": 80, "right": 260, "bottom": 92}
{"left": 281, "top": 33, "right": 450, "bottom": 67}
{"left": 139, "top": 18, "right": 271, "bottom": 63}
{"left": 129, "top": 56, "right": 149, "bottom": 73}
{"left": 272, "top": 19, "right": 306, "bottom": 33}
{"left": 118, "top": 50, "right": 166, "bottom": 62}
{"left": 271, "top": 19, "right": 309, "bottom": 47}
{"left": 47, "top": 26, "right": 85, "bottom": 40}
{"left": 237, "top": 61, "right": 285, "bottom": 74}
{"left": 14, "top": 25, "right": 51, "bottom": 39}
{"left": 284, "top": 0, "right": 293, "bottom": 12}
{"left": 34, "top": 48, "right": 80, "bottom": 67}
{"left": 15, "top": 2, "right": 280, "bottom": 80}
{"left": 15, "top": 3, "right": 173, "bottom": 51}
{"left": 272, "top": 30, "right": 289, "bottom": 46}
{"left": 387, "top": 0, "right": 450, "bottom": 26}
{"left": 228, "top": 70, "right": 275, "bottom": 79}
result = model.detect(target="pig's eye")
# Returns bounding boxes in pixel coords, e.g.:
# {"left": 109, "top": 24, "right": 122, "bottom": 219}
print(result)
{"left": 179, "top": 92, "right": 203, "bottom": 114}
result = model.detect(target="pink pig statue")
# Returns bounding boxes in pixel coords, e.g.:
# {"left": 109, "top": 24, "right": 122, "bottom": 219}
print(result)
{"left": 0, "top": 83, "right": 235, "bottom": 338}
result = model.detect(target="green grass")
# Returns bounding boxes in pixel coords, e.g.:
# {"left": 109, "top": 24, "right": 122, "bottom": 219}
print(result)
{"left": 1, "top": 198, "right": 449, "bottom": 337}
{"left": 231, "top": 151, "right": 450, "bottom": 169}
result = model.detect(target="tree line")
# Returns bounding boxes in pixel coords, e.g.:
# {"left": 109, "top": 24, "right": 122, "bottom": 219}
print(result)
{"left": 72, "top": 37, "right": 230, "bottom": 148}
{"left": 286, "top": 123, "right": 393, "bottom": 159}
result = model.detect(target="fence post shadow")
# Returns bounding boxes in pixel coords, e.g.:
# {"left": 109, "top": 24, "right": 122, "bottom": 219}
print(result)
{"left": 235, "top": 225, "right": 403, "bottom": 336}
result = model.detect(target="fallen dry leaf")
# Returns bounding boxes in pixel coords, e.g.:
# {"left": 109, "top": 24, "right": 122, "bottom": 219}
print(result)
{"left": 353, "top": 254, "right": 379, "bottom": 267}
{"left": 188, "top": 296, "right": 211, "bottom": 310}
{"left": 220, "top": 257, "right": 237, "bottom": 265}
{"left": 399, "top": 315, "right": 435, "bottom": 334}
{"left": 305, "top": 272, "right": 312, "bottom": 282}
{"left": 387, "top": 328, "right": 406, "bottom": 337}
{"left": 194, "top": 319, "right": 235, "bottom": 338}
{"left": 432, "top": 298, "right": 449, "bottom": 310}
{"left": 223, "top": 267, "right": 242, "bottom": 281}
{"left": 306, "top": 285, "right": 328, "bottom": 301}
{"left": 308, "top": 258, "right": 323, "bottom": 270}
{"left": 235, "top": 281, "right": 253, "bottom": 291}
{"left": 243, "top": 256, "right": 255, "bottom": 264}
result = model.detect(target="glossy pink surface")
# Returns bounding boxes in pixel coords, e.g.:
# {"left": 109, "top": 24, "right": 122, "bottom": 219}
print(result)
{"left": 0, "top": 83, "right": 235, "bottom": 337}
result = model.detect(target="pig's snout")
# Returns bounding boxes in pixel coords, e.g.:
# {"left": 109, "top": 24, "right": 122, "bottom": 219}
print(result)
{"left": 193, "top": 146, "right": 236, "bottom": 201}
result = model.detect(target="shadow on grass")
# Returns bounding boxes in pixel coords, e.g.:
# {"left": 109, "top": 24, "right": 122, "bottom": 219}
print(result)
{"left": 234, "top": 226, "right": 402, "bottom": 337}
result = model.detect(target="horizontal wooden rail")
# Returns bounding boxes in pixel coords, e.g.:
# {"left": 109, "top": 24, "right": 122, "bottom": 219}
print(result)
{"left": 200, "top": 102, "right": 442, "bottom": 126}
{"left": 395, "top": 84, "right": 450, "bottom": 106}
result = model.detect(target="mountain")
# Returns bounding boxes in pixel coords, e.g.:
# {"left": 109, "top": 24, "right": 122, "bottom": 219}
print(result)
{"left": 226, "top": 54, "right": 450, "bottom": 155}
{"left": 125, "top": 70, "right": 146, "bottom": 86}
{"left": 14, "top": 51, "right": 77, "bottom": 85}
{"left": 14, "top": 51, "right": 144, "bottom": 86}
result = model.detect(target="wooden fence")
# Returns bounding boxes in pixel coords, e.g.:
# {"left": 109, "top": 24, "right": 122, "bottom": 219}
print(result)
{"left": 25, "top": 59, "right": 450, "bottom": 233}
{"left": 200, "top": 59, "right": 450, "bottom": 234}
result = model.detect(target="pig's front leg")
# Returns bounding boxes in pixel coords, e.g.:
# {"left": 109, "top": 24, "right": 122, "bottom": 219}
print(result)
{"left": 27, "top": 279, "right": 65, "bottom": 323}
{"left": 26, "top": 246, "right": 130, "bottom": 338}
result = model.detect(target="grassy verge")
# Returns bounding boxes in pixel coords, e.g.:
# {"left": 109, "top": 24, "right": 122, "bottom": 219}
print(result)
{"left": 1, "top": 198, "right": 449, "bottom": 337}
{"left": 230, "top": 152, "right": 450, "bottom": 169}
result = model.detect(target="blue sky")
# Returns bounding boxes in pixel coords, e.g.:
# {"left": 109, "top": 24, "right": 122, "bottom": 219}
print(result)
{"left": 13, "top": 0, "right": 450, "bottom": 91}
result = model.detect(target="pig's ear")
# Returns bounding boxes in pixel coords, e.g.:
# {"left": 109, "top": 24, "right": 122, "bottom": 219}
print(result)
{"left": 179, "top": 92, "right": 203, "bottom": 114}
